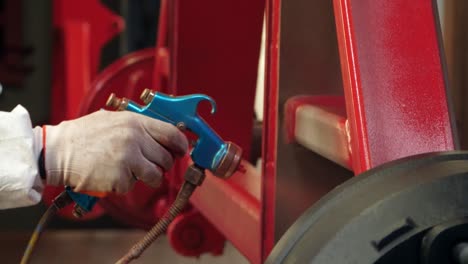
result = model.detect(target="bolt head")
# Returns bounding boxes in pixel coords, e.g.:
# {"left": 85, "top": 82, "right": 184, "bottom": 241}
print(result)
{"left": 177, "top": 122, "right": 187, "bottom": 131}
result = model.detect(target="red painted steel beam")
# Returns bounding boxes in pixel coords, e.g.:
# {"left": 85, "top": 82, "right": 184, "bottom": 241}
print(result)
{"left": 64, "top": 22, "right": 91, "bottom": 119}
{"left": 153, "top": 0, "right": 169, "bottom": 91}
{"left": 53, "top": 0, "right": 124, "bottom": 76}
{"left": 333, "top": 0, "right": 458, "bottom": 173}
{"left": 262, "top": 0, "right": 280, "bottom": 260}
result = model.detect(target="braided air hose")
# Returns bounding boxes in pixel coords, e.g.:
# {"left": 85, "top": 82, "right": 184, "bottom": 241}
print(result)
{"left": 116, "top": 165, "right": 204, "bottom": 264}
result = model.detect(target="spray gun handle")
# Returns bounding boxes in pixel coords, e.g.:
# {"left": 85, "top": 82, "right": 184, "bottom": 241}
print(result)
{"left": 107, "top": 89, "right": 242, "bottom": 178}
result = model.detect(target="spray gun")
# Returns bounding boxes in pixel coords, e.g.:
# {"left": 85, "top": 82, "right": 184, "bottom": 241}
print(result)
{"left": 105, "top": 89, "right": 243, "bottom": 263}
{"left": 67, "top": 90, "right": 242, "bottom": 217}
{"left": 106, "top": 89, "right": 242, "bottom": 178}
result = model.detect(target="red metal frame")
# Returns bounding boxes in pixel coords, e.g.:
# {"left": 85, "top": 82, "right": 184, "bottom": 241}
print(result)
{"left": 152, "top": 0, "right": 170, "bottom": 91}
{"left": 333, "top": 0, "right": 456, "bottom": 173}
{"left": 50, "top": 0, "right": 124, "bottom": 124}
{"left": 262, "top": 0, "right": 280, "bottom": 259}
{"left": 285, "top": 0, "right": 456, "bottom": 174}
{"left": 263, "top": 0, "right": 456, "bottom": 260}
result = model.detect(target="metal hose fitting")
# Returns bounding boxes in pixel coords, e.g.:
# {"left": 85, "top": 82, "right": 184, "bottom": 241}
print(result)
{"left": 115, "top": 165, "right": 205, "bottom": 264}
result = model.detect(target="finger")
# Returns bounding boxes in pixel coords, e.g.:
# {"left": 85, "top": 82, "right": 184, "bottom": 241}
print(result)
{"left": 140, "top": 117, "right": 189, "bottom": 156}
{"left": 139, "top": 132, "right": 174, "bottom": 171}
{"left": 132, "top": 158, "right": 164, "bottom": 188}
{"left": 116, "top": 168, "right": 137, "bottom": 193}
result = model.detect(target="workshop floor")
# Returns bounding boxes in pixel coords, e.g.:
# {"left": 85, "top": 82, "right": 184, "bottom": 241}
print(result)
{"left": 2, "top": 230, "right": 248, "bottom": 263}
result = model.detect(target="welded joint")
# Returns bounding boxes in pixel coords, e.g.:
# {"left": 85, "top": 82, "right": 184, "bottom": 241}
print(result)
{"left": 284, "top": 96, "right": 352, "bottom": 170}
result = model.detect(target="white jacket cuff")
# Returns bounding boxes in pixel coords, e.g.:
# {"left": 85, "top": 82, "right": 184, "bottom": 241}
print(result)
{"left": 0, "top": 105, "right": 44, "bottom": 209}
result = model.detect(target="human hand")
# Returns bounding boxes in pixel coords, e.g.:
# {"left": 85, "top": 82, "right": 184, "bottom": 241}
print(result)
{"left": 39, "top": 110, "right": 188, "bottom": 194}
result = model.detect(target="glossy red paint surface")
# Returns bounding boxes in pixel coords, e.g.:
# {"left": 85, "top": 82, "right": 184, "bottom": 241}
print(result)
{"left": 333, "top": 0, "right": 457, "bottom": 173}
{"left": 64, "top": 22, "right": 91, "bottom": 119}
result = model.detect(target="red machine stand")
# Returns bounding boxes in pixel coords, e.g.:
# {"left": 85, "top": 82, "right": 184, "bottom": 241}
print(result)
{"left": 167, "top": 210, "right": 225, "bottom": 257}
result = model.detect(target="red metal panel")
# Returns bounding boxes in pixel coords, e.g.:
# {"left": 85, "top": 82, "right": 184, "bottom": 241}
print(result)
{"left": 333, "top": 0, "right": 457, "bottom": 173}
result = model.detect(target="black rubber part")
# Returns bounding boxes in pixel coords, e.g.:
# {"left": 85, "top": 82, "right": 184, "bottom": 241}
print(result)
{"left": 250, "top": 118, "right": 262, "bottom": 164}
{"left": 453, "top": 243, "right": 468, "bottom": 264}
{"left": 421, "top": 218, "right": 468, "bottom": 264}
{"left": 265, "top": 151, "right": 468, "bottom": 264}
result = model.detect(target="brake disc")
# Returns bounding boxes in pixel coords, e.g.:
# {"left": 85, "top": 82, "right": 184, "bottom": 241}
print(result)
{"left": 266, "top": 151, "right": 468, "bottom": 264}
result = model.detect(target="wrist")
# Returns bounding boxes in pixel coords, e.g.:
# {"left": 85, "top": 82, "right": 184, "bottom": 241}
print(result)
{"left": 42, "top": 124, "right": 65, "bottom": 186}
{"left": 33, "top": 126, "right": 47, "bottom": 180}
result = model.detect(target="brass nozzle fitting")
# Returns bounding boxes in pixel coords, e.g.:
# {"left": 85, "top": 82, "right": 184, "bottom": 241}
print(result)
{"left": 140, "top": 89, "right": 156, "bottom": 105}
{"left": 106, "top": 93, "right": 129, "bottom": 111}
{"left": 213, "top": 142, "right": 243, "bottom": 178}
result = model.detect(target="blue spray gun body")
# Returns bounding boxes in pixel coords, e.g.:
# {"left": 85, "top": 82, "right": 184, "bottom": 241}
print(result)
{"left": 122, "top": 91, "right": 240, "bottom": 174}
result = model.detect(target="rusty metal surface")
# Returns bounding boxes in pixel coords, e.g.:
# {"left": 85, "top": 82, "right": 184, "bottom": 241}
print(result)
{"left": 1, "top": 230, "right": 247, "bottom": 264}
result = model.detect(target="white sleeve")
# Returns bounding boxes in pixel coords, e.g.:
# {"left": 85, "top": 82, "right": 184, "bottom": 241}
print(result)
{"left": 0, "top": 105, "right": 44, "bottom": 209}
